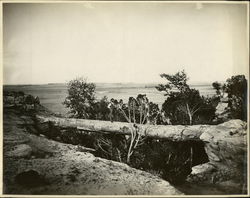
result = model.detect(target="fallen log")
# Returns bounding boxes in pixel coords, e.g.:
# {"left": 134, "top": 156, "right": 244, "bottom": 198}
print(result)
{"left": 36, "top": 115, "right": 208, "bottom": 141}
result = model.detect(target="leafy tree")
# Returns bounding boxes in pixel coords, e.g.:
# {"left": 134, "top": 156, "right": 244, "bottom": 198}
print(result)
{"left": 63, "top": 77, "right": 96, "bottom": 118}
{"left": 212, "top": 81, "right": 222, "bottom": 96}
{"left": 224, "top": 75, "right": 247, "bottom": 121}
{"left": 212, "top": 75, "right": 247, "bottom": 121}
{"left": 156, "top": 70, "right": 216, "bottom": 125}
{"left": 148, "top": 102, "right": 162, "bottom": 125}
{"left": 212, "top": 81, "right": 227, "bottom": 98}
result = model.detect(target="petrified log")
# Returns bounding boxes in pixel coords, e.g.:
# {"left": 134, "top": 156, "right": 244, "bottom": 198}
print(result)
{"left": 36, "top": 115, "right": 208, "bottom": 141}
{"left": 36, "top": 115, "right": 247, "bottom": 141}
{"left": 35, "top": 114, "right": 247, "bottom": 187}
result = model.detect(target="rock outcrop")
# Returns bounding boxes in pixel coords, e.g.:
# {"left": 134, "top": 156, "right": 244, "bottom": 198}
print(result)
{"left": 3, "top": 91, "right": 40, "bottom": 110}
{"left": 214, "top": 98, "right": 230, "bottom": 122}
{"left": 187, "top": 119, "right": 247, "bottom": 193}
{"left": 200, "top": 119, "right": 247, "bottom": 167}
{"left": 3, "top": 108, "right": 182, "bottom": 195}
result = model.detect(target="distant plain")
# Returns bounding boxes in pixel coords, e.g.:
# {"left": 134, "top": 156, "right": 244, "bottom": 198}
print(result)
{"left": 3, "top": 83, "right": 216, "bottom": 115}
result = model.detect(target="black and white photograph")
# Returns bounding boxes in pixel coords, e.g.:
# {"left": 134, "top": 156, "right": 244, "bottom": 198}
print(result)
{"left": 1, "top": 0, "right": 249, "bottom": 196}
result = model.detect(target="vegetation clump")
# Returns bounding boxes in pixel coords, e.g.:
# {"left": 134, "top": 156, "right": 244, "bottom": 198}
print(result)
{"left": 212, "top": 75, "right": 247, "bottom": 121}
{"left": 156, "top": 70, "right": 217, "bottom": 125}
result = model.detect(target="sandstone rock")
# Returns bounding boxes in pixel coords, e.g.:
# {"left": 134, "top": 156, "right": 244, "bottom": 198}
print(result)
{"left": 187, "top": 163, "right": 217, "bottom": 183}
{"left": 199, "top": 120, "right": 247, "bottom": 182}
{"left": 3, "top": 92, "right": 40, "bottom": 111}
{"left": 190, "top": 163, "right": 216, "bottom": 175}
{"left": 6, "top": 144, "right": 32, "bottom": 158}
{"left": 214, "top": 98, "right": 230, "bottom": 122}
{"left": 215, "top": 102, "right": 228, "bottom": 116}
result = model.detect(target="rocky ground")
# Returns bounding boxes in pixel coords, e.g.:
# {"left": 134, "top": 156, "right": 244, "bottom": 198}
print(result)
{"left": 3, "top": 108, "right": 182, "bottom": 195}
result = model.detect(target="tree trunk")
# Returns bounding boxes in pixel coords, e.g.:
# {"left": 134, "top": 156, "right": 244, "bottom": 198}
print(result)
{"left": 186, "top": 103, "right": 192, "bottom": 125}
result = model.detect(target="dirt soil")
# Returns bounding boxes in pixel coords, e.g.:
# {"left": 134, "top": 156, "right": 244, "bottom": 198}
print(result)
{"left": 3, "top": 108, "right": 182, "bottom": 195}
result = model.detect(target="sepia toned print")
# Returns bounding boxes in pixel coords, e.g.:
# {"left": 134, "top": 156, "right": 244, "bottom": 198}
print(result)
{"left": 1, "top": 1, "right": 249, "bottom": 196}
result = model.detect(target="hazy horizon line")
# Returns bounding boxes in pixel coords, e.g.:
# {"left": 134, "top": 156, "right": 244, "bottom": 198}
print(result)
{"left": 3, "top": 80, "right": 224, "bottom": 86}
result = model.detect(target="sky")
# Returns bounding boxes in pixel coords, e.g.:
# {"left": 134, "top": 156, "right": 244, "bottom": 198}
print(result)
{"left": 3, "top": 2, "right": 249, "bottom": 84}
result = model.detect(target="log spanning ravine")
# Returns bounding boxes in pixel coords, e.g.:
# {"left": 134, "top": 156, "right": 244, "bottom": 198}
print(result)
{"left": 37, "top": 115, "right": 212, "bottom": 141}
{"left": 36, "top": 114, "right": 247, "bottom": 188}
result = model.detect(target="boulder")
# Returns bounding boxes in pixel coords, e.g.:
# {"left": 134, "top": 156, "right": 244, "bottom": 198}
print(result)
{"left": 3, "top": 91, "right": 40, "bottom": 111}
{"left": 199, "top": 119, "right": 247, "bottom": 183}
{"left": 214, "top": 101, "right": 230, "bottom": 122}
{"left": 215, "top": 102, "right": 228, "bottom": 116}
{"left": 190, "top": 163, "right": 216, "bottom": 175}
{"left": 187, "top": 163, "right": 217, "bottom": 183}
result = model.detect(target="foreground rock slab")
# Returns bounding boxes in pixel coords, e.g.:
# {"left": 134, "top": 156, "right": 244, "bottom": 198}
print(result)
{"left": 187, "top": 119, "right": 247, "bottom": 194}
{"left": 3, "top": 109, "right": 182, "bottom": 195}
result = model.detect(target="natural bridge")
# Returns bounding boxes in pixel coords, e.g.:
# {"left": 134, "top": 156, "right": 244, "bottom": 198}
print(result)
{"left": 36, "top": 115, "right": 230, "bottom": 141}
{"left": 36, "top": 114, "right": 247, "bottom": 186}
